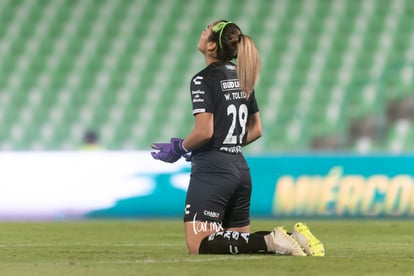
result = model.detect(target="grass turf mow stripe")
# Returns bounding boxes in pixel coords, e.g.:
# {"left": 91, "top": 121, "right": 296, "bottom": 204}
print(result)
{"left": 0, "top": 219, "right": 413, "bottom": 275}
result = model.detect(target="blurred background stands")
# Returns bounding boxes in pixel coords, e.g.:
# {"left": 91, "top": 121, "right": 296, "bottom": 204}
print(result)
{"left": 0, "top": 0, "right": 413, "bottom": 154}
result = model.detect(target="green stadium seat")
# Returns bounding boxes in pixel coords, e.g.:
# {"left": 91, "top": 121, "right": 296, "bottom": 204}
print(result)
{"left": 0, "top": 0, "right": 413, "bottom": 153}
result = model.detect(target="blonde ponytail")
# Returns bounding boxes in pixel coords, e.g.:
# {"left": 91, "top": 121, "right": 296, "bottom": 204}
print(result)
{"left": 237, "top": 35, "right": 261, "bottom": 96}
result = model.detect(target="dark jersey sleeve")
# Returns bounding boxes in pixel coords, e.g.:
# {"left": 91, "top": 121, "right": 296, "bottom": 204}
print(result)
{"left": 190, "top": 74, "right": 213, "bottom": 115}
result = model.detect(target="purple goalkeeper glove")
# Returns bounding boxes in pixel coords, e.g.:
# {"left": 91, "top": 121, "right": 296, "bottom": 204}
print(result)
{"left": 151, "top": 138, "right": 189, "bottom": 163}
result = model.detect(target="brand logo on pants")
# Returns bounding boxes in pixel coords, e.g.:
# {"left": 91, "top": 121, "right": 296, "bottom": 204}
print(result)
{"left": 184, "top": 204, "right": 191, "bottom": 215}
{"left": 203, "top": 210, "right": 220, "bottom": 218}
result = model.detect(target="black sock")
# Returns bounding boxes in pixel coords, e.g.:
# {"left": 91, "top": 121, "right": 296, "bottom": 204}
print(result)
{"left": 198, "top": 231, "right": 270, "bottom": 254}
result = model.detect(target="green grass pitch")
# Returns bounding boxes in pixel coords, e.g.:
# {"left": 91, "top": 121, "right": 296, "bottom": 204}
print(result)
{"left": 0, "top": 219, "right": 413, "bottom": 275}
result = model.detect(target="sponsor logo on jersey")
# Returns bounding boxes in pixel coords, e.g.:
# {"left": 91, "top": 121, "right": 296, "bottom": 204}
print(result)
{"left": 192, "top": 90, "right": 205, "bottom": 103}
{"left": 193, "top": 76, "right": 203, "bottom": 85}
{"left": 220, "top": 145, "right": 242, "bottom": 154}
{"left": 192, "top": 90, "right": 205, "bottom": 95}
{"left": 220, "top": 79, "right": 240, "bottom": 91}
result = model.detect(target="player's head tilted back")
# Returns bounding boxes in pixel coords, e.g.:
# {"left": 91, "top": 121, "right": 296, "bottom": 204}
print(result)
{"left": 198, "top": 20, "right": 261, "bottom": 95}
{"left": 210, "top": 20, "right": 241, "bottom": 61}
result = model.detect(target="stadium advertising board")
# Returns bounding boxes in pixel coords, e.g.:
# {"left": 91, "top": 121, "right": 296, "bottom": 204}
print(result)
{"left": 248, "top": 155, "right": 414, "bottom": 217}
{"left": 0, "top": 152, "right": 412, "bottom": 219}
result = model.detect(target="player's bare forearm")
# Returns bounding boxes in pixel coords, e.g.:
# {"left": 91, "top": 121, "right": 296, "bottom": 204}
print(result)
{"left": 244, "top": 112, "right": 262, "bottom": 146}
{"left": 182, "top": 113, "right": 213, "bottom": 151}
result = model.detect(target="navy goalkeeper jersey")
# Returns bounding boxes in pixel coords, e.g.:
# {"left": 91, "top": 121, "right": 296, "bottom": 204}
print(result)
{"left": 189, "top": 61, "right": 259, "bottom": 156}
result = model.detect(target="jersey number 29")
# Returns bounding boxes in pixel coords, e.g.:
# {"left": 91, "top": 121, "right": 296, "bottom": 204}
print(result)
{"left": 223, "top": 104, "right": 248, "bottom": 144}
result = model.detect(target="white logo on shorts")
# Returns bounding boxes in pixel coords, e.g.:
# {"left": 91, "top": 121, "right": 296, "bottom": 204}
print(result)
{"left": 185, "top": 204, "right": 191, "bottom": 215}
{"left": 191, "top": 213, "right": 223, "bottom": 235}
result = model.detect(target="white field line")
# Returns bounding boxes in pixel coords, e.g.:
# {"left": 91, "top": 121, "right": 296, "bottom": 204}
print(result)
{"left": 101, "top": 255, "right": 267, "bottom": 264}
{"left": 2, "top": 242, "right": 413, "bottom": 248}
{"left": 0, "top": 242, "right": 183, "bottom": 248}
{"left": 0, "top": 242, "right": 357, "bottom": 263}
{"left": 49, "top": 256, "right": 268, "bottom": 265}
{"left": 49, "top": 255, "right": 358, "bottom": 265}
